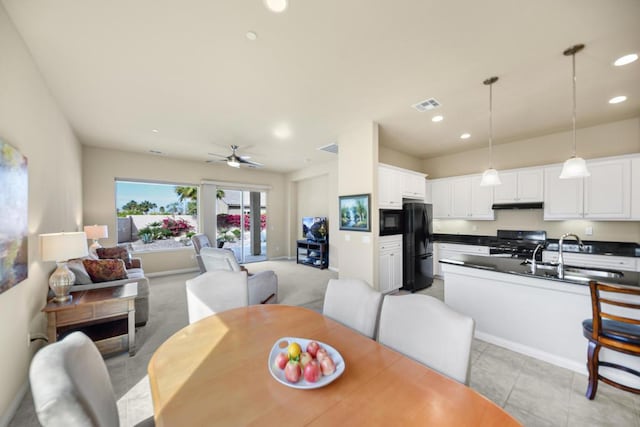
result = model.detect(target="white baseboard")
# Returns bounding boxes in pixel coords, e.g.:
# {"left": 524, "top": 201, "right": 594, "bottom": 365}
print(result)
{"left": 146, "top": 267, "right": 199, "bottom": 278}
{"left": 329, "top": 266, "right": 339, "bottom": 273}
{"left": 0, "top": 380, "right": 28, "bottom": 427}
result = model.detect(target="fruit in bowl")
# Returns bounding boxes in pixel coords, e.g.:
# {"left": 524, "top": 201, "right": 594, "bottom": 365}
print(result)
{"left": 273, "top": 339, "right": 338, "bottom": 384}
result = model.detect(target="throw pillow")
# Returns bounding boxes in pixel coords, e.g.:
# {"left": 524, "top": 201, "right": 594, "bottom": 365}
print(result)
{"left": 96, "top": 246, "right": 132, "bottom": 269}
{"left": 67, "top": 258, "right": 92, "bottom": 285}
{"left": 82, "top": 259, "right": 128, "bottom": 283}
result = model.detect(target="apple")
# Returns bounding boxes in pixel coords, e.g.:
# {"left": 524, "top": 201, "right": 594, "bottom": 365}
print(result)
{"left": 304, "top": 360, "right": 322, "bottom": 383}
{"left": 284, "top": 360, "right": 302, "bottom": 383}
{"left": 274, "top": 352, "right": 288, "bottom": 370}
{"left": 316, "top": 348, "right": 329, "bottom": 362}
{"left": 320, "top": 356, "right": 336, "bottom": 376}
{"left": 299, "top": 351, "right": 313, "bottom": 368}
{"left": 306, "top": 341, "right": 320, "bottom": 358}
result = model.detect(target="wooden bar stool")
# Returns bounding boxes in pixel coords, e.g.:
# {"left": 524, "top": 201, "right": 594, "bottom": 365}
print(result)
{"left": 582, "top": 281, "right": 640, "bottom": 399}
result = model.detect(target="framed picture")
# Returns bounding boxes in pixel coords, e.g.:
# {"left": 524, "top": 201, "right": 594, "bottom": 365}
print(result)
{"left": 339, "top": 194, "right": 371, "bottom": 232}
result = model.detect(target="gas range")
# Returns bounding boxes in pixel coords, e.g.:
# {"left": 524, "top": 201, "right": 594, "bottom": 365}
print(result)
{"left": 488, "top": 230, "right": 547, "bottom": 260}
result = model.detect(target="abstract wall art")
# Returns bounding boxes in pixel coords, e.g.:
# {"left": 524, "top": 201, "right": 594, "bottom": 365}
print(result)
{"left": 0, "top": 140, "right": 28, "bottom": 294}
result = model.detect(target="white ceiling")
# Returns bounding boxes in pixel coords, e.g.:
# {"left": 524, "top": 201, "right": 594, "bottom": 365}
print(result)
{"left": 3, "top": 0, "right": 639, "bottom": 172}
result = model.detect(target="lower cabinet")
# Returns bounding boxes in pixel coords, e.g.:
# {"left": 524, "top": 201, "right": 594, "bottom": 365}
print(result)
{"left": 379, "top": 236, "right": 403, "bottom": 293}
{"left": 542, "top": 251, "right": 638, "bottom": 272}
{"left": 434, "top": 243, "right": 490, "bottom": 277}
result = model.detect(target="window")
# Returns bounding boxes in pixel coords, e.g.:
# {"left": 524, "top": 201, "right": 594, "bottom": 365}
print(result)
{"left": 115, "top": 180, "right": 198, "bottom": 252}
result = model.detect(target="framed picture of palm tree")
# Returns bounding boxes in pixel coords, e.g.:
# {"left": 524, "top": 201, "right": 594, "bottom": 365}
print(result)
{"left": 339, "top": 194, "right": 370, "bottom": 232}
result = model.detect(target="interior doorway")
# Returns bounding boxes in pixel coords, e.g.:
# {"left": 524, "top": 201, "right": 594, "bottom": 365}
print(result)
{"left": 216, "top": 188, "right": 267, "bottom": 263}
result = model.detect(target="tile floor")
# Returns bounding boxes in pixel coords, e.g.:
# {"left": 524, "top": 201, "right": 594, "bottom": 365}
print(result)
{"left": 9, "top": 276, "right": 640, "bottom": 426}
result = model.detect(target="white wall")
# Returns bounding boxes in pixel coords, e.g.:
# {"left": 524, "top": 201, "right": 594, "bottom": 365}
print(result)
{"left": 0, "top": 4, "right": 84, "bottom": 421}
{"left": 337, "top": 122, "right": 379, "bottom": 286}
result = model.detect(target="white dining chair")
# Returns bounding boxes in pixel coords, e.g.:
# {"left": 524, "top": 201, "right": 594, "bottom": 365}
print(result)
{"left": 29, "top": 331, "right": 120, "bottom": 427}
{"left": 377, "top": 294, "right": 475, "bottom": 385}
{"left": 186, "top": 270, "right": 249, "bottom": 324}
{"left": 323, "top": 278, "right": 382, "bottom": 338}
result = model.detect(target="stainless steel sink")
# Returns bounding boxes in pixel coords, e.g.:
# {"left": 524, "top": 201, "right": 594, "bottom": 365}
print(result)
{"left": 563, "top": 267, "right": 624, "bottom": 279}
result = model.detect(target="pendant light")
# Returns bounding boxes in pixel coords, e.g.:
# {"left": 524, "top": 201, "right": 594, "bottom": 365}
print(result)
{"left": 480, "top": 76, "right": 501, "bottom": 186}
{"left": 559, "top": 44, "right": 590, "bottom": 179}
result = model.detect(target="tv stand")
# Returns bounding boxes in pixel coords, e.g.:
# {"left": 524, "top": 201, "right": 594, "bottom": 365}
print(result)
{"left": 296, "top": 240, "right": 328, "bottom": 270}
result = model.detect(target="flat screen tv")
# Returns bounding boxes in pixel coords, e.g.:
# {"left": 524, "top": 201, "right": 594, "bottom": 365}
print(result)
{"left": 302, "top": 217, "right": 328, "bottom": 242}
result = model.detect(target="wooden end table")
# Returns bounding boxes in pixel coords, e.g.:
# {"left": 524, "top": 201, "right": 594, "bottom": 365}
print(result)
{"left": 43, "top": 282, "right": 137, "bottom": 356}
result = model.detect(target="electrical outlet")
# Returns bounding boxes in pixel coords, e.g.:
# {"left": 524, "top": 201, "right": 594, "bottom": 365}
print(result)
{"left": 585, "top": 226, "right": 593, "bottom": 236}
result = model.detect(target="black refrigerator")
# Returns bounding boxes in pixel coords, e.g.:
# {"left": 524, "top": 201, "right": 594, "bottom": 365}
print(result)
{"left": 401, "top": 202, "right": 434, "bottom": 292}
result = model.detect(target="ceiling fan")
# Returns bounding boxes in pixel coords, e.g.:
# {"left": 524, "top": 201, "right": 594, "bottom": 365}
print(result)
{"left": 207, "top": 145, "right": 263, "bottom": 168}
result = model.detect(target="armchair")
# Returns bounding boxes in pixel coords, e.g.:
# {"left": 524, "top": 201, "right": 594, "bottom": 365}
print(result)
{"left": 199, "top": 247, "right": 277, "bottom": 304}
{"left": 191, "top": 233, "right": 213, "bottom": 274}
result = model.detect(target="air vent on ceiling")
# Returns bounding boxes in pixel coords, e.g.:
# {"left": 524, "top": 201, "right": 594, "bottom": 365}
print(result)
{"left": 317, "top": 143, "right": 339, "bottom": 154}
{"left": 412, "top": 97, "right": 441, "bottom": 112}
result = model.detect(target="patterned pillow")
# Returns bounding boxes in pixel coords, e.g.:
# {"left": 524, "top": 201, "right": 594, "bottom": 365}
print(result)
{"left": 82, "top": 259, "right": 128, "bottom": 283}
{"left": 96, "top": 246, "right": 132, "bottom": 269}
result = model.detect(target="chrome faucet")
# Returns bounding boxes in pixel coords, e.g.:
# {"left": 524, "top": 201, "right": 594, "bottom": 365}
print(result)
{"left": 557, "top": 233, "right": 583, "bottom": 279}
{"left": 530, "top": 243, "right": 545, "bottom": 274}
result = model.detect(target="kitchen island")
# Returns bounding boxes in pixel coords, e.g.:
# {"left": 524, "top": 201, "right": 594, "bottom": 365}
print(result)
{"left": 440, "top": 255, "right": 640, "bottom": 389}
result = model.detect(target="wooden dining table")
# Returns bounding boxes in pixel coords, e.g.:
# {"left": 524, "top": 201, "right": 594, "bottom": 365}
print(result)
{"left": 148, "top": 305, "right": 521, "bottom": 426}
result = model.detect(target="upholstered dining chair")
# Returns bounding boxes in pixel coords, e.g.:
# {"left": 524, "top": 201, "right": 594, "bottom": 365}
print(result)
{"left": 322, "top": 278, "right": 382, "bottom": 339}
{"left": 29, "top": 332, "right": 119, "bottom": 427}
{"left": 582, "top": 280, "right": 640, "bottom": 399}
{"left": 186, "top": 270, "right": 249, "bottom": 324}
{"left": 377, "top": 294, "right": 475, "bottom": 385}
{"left": 199, "top": 247, "right": 277, "bottom": 304}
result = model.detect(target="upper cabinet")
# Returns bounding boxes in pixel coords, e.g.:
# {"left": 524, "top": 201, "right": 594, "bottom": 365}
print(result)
{"left": 493, "top": 168, "right": 543, "bottom": 203}
{"left": 379, "top": 165, "right": 403, "bottom": 209}
{"left": 544, "top": 156, "right": 632, "bottom": 220}
{"left": 632, "top": 157, "right": 640, "bottom": 220}
{"left": 584, "top": 158, "right": 631, "bottom": 219}
{"left": 378, "top": 164, "right": 426, "bottom": 209}
{"left": 432, "top": 175, "right": 494, "bottom": 220}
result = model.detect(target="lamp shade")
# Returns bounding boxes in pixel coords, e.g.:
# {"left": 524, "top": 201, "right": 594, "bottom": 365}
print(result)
{"left": 480, "top": 168, "right": 502, "bottom": 186}
{"left": 559, "top": 156, "right": 590, "bottom": 179}
{"left": 84, "top": 225, "right": 108, "bottom": 240}
{"left": 40, "top": 232, "right": 89, "bottom": 262}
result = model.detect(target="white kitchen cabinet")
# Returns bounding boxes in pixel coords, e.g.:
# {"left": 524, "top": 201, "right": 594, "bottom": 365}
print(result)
{"left": 493, "top": 168, "right": 543, "bottom": 203}
{"left": 633, "top": 157, "right": 640, "bottom": 220}
{"left": 402, "top": 172, "right": 426, "bottom": 200}
{"left": 450, "top": 177, "right": 472, "bottom": 218}
{"left": 584, "top": 158, "right": 631, "bottom": 219}
{"left": 435, "top": 243, "right": 490, "bottom": 277}
{"left": 424, "top": 180, "right": 433, "bottom": 204}
{"left": 379, "top": 236, "right": 403, "bottom": 293}
{"left": 544, "top": 165, "right": 584, "bottom": 220}
{"left": 470, "top": 175, "right": 495, "bottom": 220}
{"left": 542, "top": 251, "right": 637, "bottom": 272}
{"left": 431, "top": 179, "right": 451, "bottom": 219}
{"left": 378, "top": 165, "right": 402, "bottom": 209}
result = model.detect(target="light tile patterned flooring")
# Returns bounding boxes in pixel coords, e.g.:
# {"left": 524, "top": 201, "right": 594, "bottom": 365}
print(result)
{"left": 9, "top": 274, "right": 640, "bottom": 426}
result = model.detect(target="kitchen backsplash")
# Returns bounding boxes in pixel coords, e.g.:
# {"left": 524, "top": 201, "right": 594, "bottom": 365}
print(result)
{"left": 432, "top": 209, "right": 640, "bottom": 243}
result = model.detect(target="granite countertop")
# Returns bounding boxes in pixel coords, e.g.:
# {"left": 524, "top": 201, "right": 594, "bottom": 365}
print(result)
{"left": 439, "top": 254, "right": 640, "bottom": 288}
{"left": 433, "top": 234, "right": 640, "bottom": 258}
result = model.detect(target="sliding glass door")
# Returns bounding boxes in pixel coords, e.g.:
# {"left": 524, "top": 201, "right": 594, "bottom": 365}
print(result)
{"left": 216, "top": 188, "right": 267, "bottom": 263}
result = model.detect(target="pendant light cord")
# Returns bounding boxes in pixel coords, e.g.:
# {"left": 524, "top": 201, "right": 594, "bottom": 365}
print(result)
{"left": 489, "top": 82, "right": 494, "bottom": 168}
{"left": 571, "top": 51, "right": 577, "bottom": 158}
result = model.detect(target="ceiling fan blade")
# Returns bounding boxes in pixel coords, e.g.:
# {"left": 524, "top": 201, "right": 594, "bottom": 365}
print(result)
{"left": 239, "top": 158, "right": 263, "bottom": 167}
{"left": 207, "top": 152, "right": 229, "bottom": 159}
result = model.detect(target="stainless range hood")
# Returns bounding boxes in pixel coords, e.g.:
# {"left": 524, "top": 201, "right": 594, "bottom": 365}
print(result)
{"left": 492, "top": 202, "right": 544, "bottom": 210}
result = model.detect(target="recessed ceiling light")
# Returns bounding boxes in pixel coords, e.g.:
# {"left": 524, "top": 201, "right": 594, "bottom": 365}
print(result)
{"left": 609, "top": 95, "right": 627, "bottom": 104}
{"left": 273, "top": 125, "right": 292, "bottom": 139}
{"left": 460, "top": 133, "right": 471, "bottom": 139}
{"left": 151, "top": 129, "right": 159, "bottom": 133}
{"left": 246, "top": 31, "right": 257, "bottom": 41}
{"left": 432, "top": 115, "right": 444, "bottom": 122}
{"left": 614, "top": 53, "right": 638, "bottom": 66}
{"left": 264, "top": 0, "right": 287, "bottom": 13}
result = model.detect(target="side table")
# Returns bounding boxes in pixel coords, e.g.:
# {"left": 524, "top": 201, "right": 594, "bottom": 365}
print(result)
{"left": 42, "top": 282, "right": 138, "bottom": 356}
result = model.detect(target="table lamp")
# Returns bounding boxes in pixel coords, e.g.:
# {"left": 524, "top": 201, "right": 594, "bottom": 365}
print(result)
{"left": 40, "top": 232, "right": 89, "bottom": 302}
{"left": 84, "top": 224, "right": 108, "bottom": 257}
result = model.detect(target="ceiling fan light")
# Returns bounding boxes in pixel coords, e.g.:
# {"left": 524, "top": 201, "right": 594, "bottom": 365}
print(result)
{"left": 559, "top": 156, "right": 590, "bottom": 179}
{"left": 227, "top": 159, "right": 240, "bottom": 168}
{"left": 480, "top": 168, "right": 502, "bottom": 186}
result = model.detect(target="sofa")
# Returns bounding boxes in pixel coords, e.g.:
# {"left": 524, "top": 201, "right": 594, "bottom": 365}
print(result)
{"left": 67, "top": 247, "right": 150, "bottom": 326}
